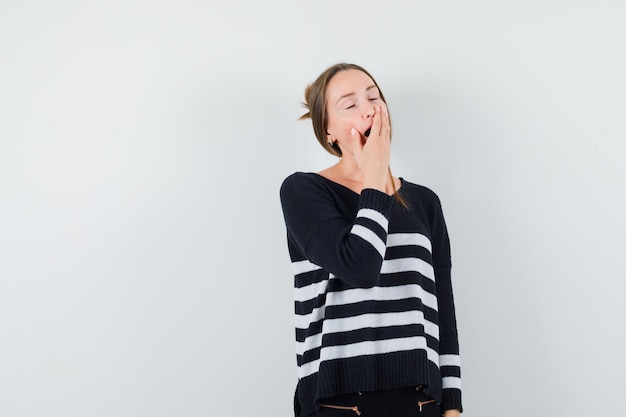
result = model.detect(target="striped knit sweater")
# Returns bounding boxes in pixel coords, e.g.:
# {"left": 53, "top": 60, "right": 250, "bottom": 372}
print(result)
{"left": 280, "top": 172, "right": 462, "bottom": 417}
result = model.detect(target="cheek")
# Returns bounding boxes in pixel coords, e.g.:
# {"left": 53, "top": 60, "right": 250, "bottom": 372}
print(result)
{"left": 327, "top": 111, "right": 355, "bottom": 139}
{"left": 332, "top": 118, "right": 352, "bottom": 135}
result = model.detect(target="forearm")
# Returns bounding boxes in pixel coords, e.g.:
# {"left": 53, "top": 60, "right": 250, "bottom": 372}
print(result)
{"left": 280, "top": 174, "right": 394, "bottom": 286}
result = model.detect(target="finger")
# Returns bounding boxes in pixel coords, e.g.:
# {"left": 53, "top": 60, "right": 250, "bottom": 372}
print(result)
{"left": 350, "top": 127, "right": 362, "bottom": 155}
{"left": 379, "top": 103, "right": 390, "bottom": 140}
{"left": 371, "top": 105, "right": 382, "bottom": 138}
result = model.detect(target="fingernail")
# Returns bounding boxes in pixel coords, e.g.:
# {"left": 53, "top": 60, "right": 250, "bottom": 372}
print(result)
{"left": 351, "top": 128, "right": 356, "bottom": 135}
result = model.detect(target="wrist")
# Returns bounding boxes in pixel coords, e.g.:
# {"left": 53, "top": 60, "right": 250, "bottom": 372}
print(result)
{"left": 362, "top": 177, "right": 386, "bottom": 193}
{"left": 362, "top": 169, "right": 388, "bottom": 193}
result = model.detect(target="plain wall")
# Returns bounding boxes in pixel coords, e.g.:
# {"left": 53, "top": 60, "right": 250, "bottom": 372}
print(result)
{"left": 1, "top": 1, "right": 625, "bottom": 416}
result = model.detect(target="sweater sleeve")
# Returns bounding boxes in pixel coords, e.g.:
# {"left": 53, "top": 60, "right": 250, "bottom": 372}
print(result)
{"left": 279, "top": 173, "right": 394, "bottom": 287}
{"left": 429, "top": 192, "right": 463, "bottom": 412}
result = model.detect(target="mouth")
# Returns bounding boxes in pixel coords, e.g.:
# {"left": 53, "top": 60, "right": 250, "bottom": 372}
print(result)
{"left": 364, "top": 127, "right": 371, "bottom": 137}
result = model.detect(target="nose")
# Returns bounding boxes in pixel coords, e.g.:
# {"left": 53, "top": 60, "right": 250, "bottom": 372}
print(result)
{"left": 363, "top": 102, "right": 375, "bottom": 119}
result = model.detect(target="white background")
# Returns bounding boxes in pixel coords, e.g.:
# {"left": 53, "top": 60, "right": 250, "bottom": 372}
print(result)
{"left": 1, "top": 1, "right": 625, "bottom": 416}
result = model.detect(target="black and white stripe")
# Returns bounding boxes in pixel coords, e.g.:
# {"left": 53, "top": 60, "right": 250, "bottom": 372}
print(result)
{"left": 281, "top": 173, "right": 462, "bottom": 415}
{"left": 293, "top": 232, "right": 444, "bottom": 380}
{"left": 350, "top": 208, "right": 389, "bottom": 258}
{"left": 440, "top": 354, "right": 462, "bottom": 389}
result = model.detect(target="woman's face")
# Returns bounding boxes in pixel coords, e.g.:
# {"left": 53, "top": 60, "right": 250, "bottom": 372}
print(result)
{"left": 325, "top": 69, "right": 384, "bottom": 154}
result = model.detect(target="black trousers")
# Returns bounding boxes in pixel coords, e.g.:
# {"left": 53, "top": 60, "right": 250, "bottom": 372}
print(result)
{"left": 310, "top": 386, "right": 440, "bottom": 417}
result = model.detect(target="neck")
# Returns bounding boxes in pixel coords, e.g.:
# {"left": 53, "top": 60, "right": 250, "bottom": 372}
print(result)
{"left": 335, "top": 158, "right": 398, "bottom": 195}
{"left": 336, "top": 157, "right": 364, "bottom": 183}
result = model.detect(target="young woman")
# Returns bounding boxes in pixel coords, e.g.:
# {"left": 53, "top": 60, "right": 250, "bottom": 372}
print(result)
{"left": 280, "top": 63, "right": 462, "bottom": 417}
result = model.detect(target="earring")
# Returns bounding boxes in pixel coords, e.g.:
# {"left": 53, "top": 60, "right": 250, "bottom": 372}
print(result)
{"left": 328, "top": 141, "right": 333, "bottom": 147}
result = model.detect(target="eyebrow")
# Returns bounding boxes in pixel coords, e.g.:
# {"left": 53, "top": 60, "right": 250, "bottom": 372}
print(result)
{"left": 336, "top": 85, "right": 379, "bottom": 104}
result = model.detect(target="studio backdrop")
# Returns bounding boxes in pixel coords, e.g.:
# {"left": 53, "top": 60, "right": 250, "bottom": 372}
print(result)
{"left": 1, "top": 1, "right": 625, "bottom": 416}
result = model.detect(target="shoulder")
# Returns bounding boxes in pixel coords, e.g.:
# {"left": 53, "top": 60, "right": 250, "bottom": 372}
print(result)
{"left": 399, "top": 178, "right": 443, "bottom": 207}
{"left": 280, "top": 172, "right": 322, "bottom": 196}
{"left": 399, "top": 179, "right": 450, "bottom": 249}
{"left": 279, "top": 171, "right": 335, "bottom": 205}
{"left": 281, "top": 171, "right": 319, "bottom": 188}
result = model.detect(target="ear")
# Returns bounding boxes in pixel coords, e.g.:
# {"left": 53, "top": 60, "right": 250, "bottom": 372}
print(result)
{"left": 326, "top": 132, "right": 334, "bottom": 146}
